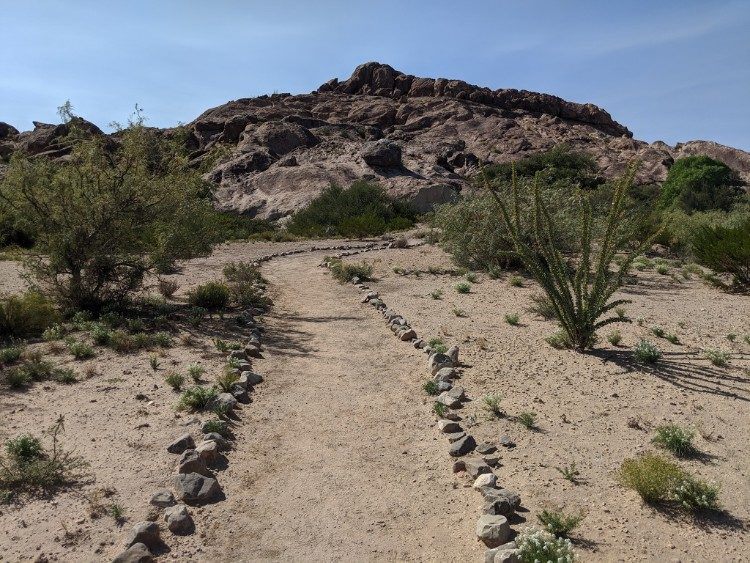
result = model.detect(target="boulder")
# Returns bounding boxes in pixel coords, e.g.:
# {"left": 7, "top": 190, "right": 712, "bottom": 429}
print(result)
{"left": 209, "top": 393, "right": 238, "bottom": 413}
{"left": 149, "top": 490, "right": 175, "bottom": 508}
{"left": 195, "top": 440, "right": 219, "bottom": 464}
{"left": 437, "top": 419, "right": 461, "bottom": 433}
{"left": 448, "top": 434, "right": 476, "bottom": 457}
{"left": 476, "top": 514, "right": 511, "bottom": 547}
{"left": 166, "top": 434, "right": 195, "bottom": 454}
{"left": 362, "top": 139, "right": 401, "bottom": 168}
{"left": 112, "top": 543, "right": 153, "bottom": 563}
{"left": 429, "top": 353, "right": 453, "bottom": 376}
{"left": 164, "top": 504, "right": 194, "bottom": 535}
{"left": 173, "top": 472, "right": 221, "bottom": 505}
{"left": 473, "top": 473, "right": 497, "bottom": 489}
{"left": 436, "top": 391, "right": 460, "bottom": 408}
{"left": 399, "top": 328, "right": 417, "bottom": 341}
{"left": 123, "top": 522, "right": 160, "bottom": 549}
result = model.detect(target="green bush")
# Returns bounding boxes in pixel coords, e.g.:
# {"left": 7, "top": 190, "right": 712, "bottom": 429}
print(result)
{"left": 164, "top": 372, "right": 185, "bottom": 391}
{"left": 620, "top": 453, "right": 684, "bottom": 503}
{"left": 223, "top": 262, "right": 270, "bottom": 308}
{"left": 0, "top": 344, "right": 24, "bottom": 364}
{"left": 328, "top": 258, "right": 373, "bottom": 283}
{"left": 672, "top": 475, "right": 720, "bottom": 511}
{"left": 652, "top": 424, "right": 696, "bottom": 457}
{"left": 691, "top": 219, "right": 749, "bottom": 290}
{"left": 537, "top": 508, "right": 584, "bottom": 538}
{"left": 0, "top": 109, "right": 217, "bottom": 313}
{"left": 659, "top": 156, "right": 744, "bottom": 212}
{"left": 634, "top": 339, "right": 661, "bottom": 364}
{"left": 202, "top": 419, "right": 229, "bottom": 437}
{"left": 0, "top": 291, "right": 59, "bottom": 340}
{"left": 189, "top": 282, "right": 230, "bottom": 310}
{"left": 287, "top": 181, "right": 415, "bottom": 238}
{"left": 455, "top": 282, "right": 471, "bottom": 294}
{"left": 515, "top": 527, "right": 576, "bottom": 563}
{"left": 67, "top": 340, "right": 95, "bottom": 360}
{"left": 177, "top": 386, "right": 218, "bottom": 411}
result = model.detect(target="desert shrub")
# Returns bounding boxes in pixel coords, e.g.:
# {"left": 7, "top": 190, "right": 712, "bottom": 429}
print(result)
{"left": 483, "top": 144, "right": 599, "bottom": 188}
{"left": 504, "top": 313, "right": 520, "bottom": 326}
{"left": 188, "top": 281, "right": 230, "bottom": 310}
{"left": 18, "top": 353, "right": 55, "bottom": 381}
{"left": 223, "top": 262, "right": 269, "bottom": 308}
{"left": 67, "top": 340, "right": 95, "bottom": 360}
{"left": 187, "top": 306, "right": 207, "bottom": 327}
{"left": 202, "top": 419, "right": 229, "bottom": 437}
{"left": 89, "top": 323, "right": 112, "bottom": 345}
{"left": 188, "top": 363, "right": 205, "bottom": 382}
{"left": 633, "top": 339, "right": 661, "bottom": 364}
{"left": 537, "top": 507, "right": 584, "bottom": 538}
{"left": 287, "top": 181, "right": 415, "bottom": 238}
{"left": 0, "top": 417, "right": 86, "bottom": 501}
{"left": 432, "top": 401, "right": 447, "bottom": 417}
{"left": 0, "top": 108, "right": 217, "bottom": 313}
{"left": 216, "top": 371, "right": 239, "bottom": 393}
{"left": 515, "top": 527, "right": 576, "bottom": 563}
{"left": 659, "top": 156, "right": 744, "bottom": 212}
{"left": 455, "top": 282, "right": 471, "bottom": 294}
{"left": 0, "top": 291, "right": 59, "bottom": 340}
{"left": 691, "top": 219, "right": 749, "bottom": 290}
{"left": 651, "top": 326, "right": 665, "bottom": 338}
{"left": 619, "top": 453, "right": 685, "bottom": 503}
{"left": 672, "top": 475, "right": 720, "bottom": 511}
{"left": 177, "top": 386, "right": 218, "bottom": 411}
{"left": 509, "top": 275, "right": 524, "bottom": 287}
{"left": 652, "top": 424, "right": 696, "bottom": 457}
{"left": 164, "top": 372, "right": 185, "bottom": 391}
{"left": 0, "top": 344, "right": 24, "bottom": 365}
{"left": 704, "top": 349, "right": 730, "bottom": 367}
{"left": 483, "top": 164, "right": 654, "bottom": 351}
{"left": 545, "top": 330, "right": 573, "bottom": 349}
{"left": 483, "top": 394, "right": 503, "bottom": 417}
{"left": 428, "top": 337, "right": 447, "bottom": 354}
{"left": 42, "top": 323, "right": 66, "bottom": 341}
{"left": 4, "top": 367, "right": 30, "bottom": 388}
{"left": 517, "top": 411, "right": 537, "bottom": 429}
{"left": 328, "top": 258, "right": 373, "bottom": 283}
{"left": 664, "top": 332, "right": 680, "bottom": 344}
{"left": 422, "top": 380, "right": 439, "bottom": 395}
{"left": 53, "top": 367, "right": 77, "bottom": 384}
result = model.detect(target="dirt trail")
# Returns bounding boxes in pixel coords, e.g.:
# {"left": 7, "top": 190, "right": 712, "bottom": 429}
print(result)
{"left": 175, "top": 251, "right": 478, "bottom": 562}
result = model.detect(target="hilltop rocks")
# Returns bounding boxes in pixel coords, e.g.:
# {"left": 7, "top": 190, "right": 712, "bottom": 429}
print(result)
{"left": 362, "top": 139, "right": 401, "bottom": 168}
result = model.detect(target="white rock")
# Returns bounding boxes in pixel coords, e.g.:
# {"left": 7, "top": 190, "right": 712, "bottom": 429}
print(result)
{"left": 473, "top": 473, "right": 497, "bottom": 489}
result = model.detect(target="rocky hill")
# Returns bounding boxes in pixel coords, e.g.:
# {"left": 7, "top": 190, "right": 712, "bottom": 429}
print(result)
{"left": 2, "top": 62, "right": 749, "bottom": 219}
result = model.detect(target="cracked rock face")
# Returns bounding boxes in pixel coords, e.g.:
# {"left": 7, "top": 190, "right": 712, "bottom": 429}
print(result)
{"left": 2, "top": 62, "right": 748, "bottom": 219}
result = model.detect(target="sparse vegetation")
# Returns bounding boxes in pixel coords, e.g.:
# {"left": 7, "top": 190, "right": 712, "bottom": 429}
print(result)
{"left": 202, "top": 419, "right": 229, "bottom": 437}
{"left": 517, "top": 411, "right": 537, "bottom": 429}
{"left": 216, "top": 371, "right": 239, "bottom": 393}
{"left": 537, "top": 507, "right": 584, "bottom": 538}
{"left": 528, "top": 294, "right": 556, "bottom": 320}
{"left": 157, "top": 278, "right": 179, "bottom": 299}
{"left": 483, "top": 394, "right": 503, "bottom": 417}
{"left": 430, "top": 289, "right": 443, "bottom": 300}
{"left": 188, "top": 281, "right": 230, "bottom": 310}
{"left": 423, "top": 380, "right": 439, "bottom": 396}
{"left": 704, "top": 348, "right": 730, "bottom": 367}
{"left": 455, "top": 281, "right": 471, "bottom": 294}
{"left": 188, "top": 363, "right": 205, "bottom": 382}
{"left": 433, "top": 401, "right": 447, "bottom": 417}
{"left": 556, "top": 462, "right": 580, "bottom": 484}
{"left": 0, "top": 291, "right": 59, "bottom": 340}
{"left": 428, "top": 337, "right": 448, "bottom": 354}
{"left": 328, "top": 258, "right": 373, "bottom": 283}
{"left": 67, "top": 340, "right": 95, "bottom": 360}
{"left": 177, "top": 386, "right": 218, "bottom": 411}
{"left": 620, "top": 453, "right": 684, "bottom": 503}
{"left": 633, "top": 339, "right": 661, "bottom": 364}
{"left": 545, "top": 330, "right": 572, "bottom": 350}
{"left": 652, "top": 424, "right": 696, "bottom": 457}
{"left": 223, "top": 262, "right": 270, "bottom": 309}
{"left": 607, "top": 330, "right": 622, "bottom": 346}
{"left": 504, "top": 313, "right": 520, "bottom": 326}
{"left": 165, "top": 372, "right": 185, "bottom": 391}
{"left": 508, "top": 275, "right": 523, "bottom": 287}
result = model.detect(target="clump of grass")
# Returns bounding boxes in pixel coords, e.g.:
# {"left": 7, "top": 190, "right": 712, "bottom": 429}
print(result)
{"left": 517, "top": 411, "right": 537, "bottom": 429}
{"left": 422, "top": 380, "right": 439, "bottom": 396}
{"left": 328, "top": 258, "right": 373, "bottom": 283}
{"left": 508, "top": 275, "right": 523, "bottom": 287}
{"left": 0, "top": 417, "right": 87, "bottom": 501}
{"left": 149, "top": 355, "right": 160, "bottom": 371}
{"left": 614, "top": 306, "right": 627, "bottom": 319}
{"left": 202, "top": 419, "right": 229, "bottom": 437}
{"left": 607, "top": 330, "right": 622, "bottom": 346}
{"left": 651, "top": 326, "right": 665, "bottom": 338}
{"left": 452, "top": 308, "right": 467, "bottom": 317}
{"left": 188, "top": 363, "right": 205, "bottom": 382}
{"left": 455, "top": 282, "right": 471, "bottom": 294}
{"left": 433, "top": 401, "right": 447, "bottom": 417}
{"left": 177, "top": 386, "right": 218, "bottom": 411}
{"left": 164, "top": 372, "right": 185, "bottom": 391}
{"left": 152, "top": 331, "right": 172, "bottom": 348}
{"left": 428, "top": 337, "right": 448, "bottom": 354}
{"left": 633, "top": 339, "right": 661, "bottom": 364}
{"left": 465, "top": 272, "right": 477, "bottom": 283}
{"left": 67, "top": 341, "right": 95, "bottom": 360}
{"left": 652, "top": 424, "right": 696, "bottom": 457}
{"left": 430, "top": 289, "right": 443, "bottom": 300}
{"left": 704, "top": 349, "right": 730, "bottom": 367}
{"left": 109, "top": 503, "right": 125, "bottom": 523}
{"left": 664, "top": 333, "right": 680, "bottom": 345}
{"left": 487, "top": 266, "right": 502, "bottom": 279}
{"left": 187, "top": 306, "right": 207, "bottom": 327}
{"left": 545, "top": 330, "right": 572, "bottom": 350}
{"left": 528, "top": 294, "right": 556, "bottom": 320}
{"left": 89, "top": 323, "right": 112, "bottom": 346}
{"left": 483, "top": 394, "right": 503, "bottom": 417}
{"left": 537, "top": 507, "right": 584, "bottom": 538}
{"left": 726, "top": 333, "right": 737, "bottom": 342}
{"left": 216, "top": 371, "right": 239, "bottom": 393}
{"left": 504, "top": 313, "right": 520, "bottom": 326}
{"left": 0, "top": 345, "right": 24, "bottom": 365}
{"left": 556, "top": 462, "right": 580, "bottom": 484}
{"left": 516, "top": 528, "right": 576, "bottom": 563}
{"left": 53, "top": 368, "right": 77, "bottom": 384}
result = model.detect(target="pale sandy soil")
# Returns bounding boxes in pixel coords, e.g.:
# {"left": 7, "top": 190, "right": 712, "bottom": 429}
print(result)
{"left": 0, "top": 239, "right": 748, "bottom": 562}
{"left": 338, "top": 244, "right": 749, "bottom": 562}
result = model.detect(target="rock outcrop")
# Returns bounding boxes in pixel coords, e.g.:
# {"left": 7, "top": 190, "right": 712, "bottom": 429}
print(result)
{"left": 2, "top": 62, "right": 748, "bottom": 219}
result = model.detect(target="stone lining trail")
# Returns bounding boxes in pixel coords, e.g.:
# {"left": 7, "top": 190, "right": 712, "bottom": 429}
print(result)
{"left": 170, "top": 250, "right": 479, "bottom": 561}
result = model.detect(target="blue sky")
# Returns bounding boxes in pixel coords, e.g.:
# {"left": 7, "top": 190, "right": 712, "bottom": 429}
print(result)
{"left": 2, "top": 1, "right": 749, "bottom": 149}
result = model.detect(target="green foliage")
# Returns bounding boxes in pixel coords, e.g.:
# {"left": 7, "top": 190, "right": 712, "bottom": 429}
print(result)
{"left": 216, "top": 371, "right": 239, "bottom": 393}
{"left": 287, "top": 181, "right": 415, "bottom": 238}
{"left": 0, "top": 344, "right": 24, "bottom": 364}
{"left": 620, "top": 453, "right": 684, "bottom": 503}
{"left": 67, "top": 340, "right": 95, "bottom": 360}
{"left": 0, "top": 417, "right": 87, "bottom": 501}
{"left": 465, "top": 272, "right": 477, "bottom": 283}
{"left": 633, "top": 339, "right": 661, "bottom": 364}
{"left": 432, "top": 401, "right": 447, "bottom": 417}
{"left": 537, "top": 508, "right": 584, "bottom": 538}
{"left": 430, "top": 289, "right": 443, "bottom": 300}
{"left": 328, "top": 258, "right": 373, "bottom": 283}
{"left": 659, "top": 156, "right": 743, "bottom": 212}
{"left": 42, "top": 323, "right": 66, "bottom": 341}
{"left": 4, "top": 367, "right": 30, "bottom": 388}
{"left": 556, "top": 462, "right": 580, "bottom": 483}
{"left": 483, "top": 144, "right": 599, "bottom": 188}
{"left": 164, "top": 372, "right": 185, "bottom": 391}
{"left": 672, "top": 475, "right": 720, "bottom": 511}
{"left": 691, "top": 219, "right": 750, "bottom": 289}
{"left": 652, "top": 424, "right": 696, "bottom": 457}
{"left": 504, "top": 313, "right": 520, "bottom": 326}
{"left": 189, "top": 282, "right": 230, "bottom": 310}
{"left": 651, "top": 326, "right": 665, "bottom": 338}
{"left": 223, "top": 262, "right": 269, "bottom": 308}
{"left": 0, "top": 291, "right": 59, "bottom": 340}
{"left": 517, "top": 411, "right": 537, "bottom": 429}
{"left": 177, "top": 386, "right": 218, "bottom": 411}
{"left": 607, "top": 330, "right": 622, "bottom": 346}
{"left": 484, "top": 164, "right": 652, "bottom": 351}
{"left": 187, "top": 306, "right": 207, "bottom": 327}
{"left": 704, "top": 349, "right": 730, "bottom": 367}
{"left": 0, "top": 113, "right": 218, "bottom": 312}
{"left": 53, "top": 368, "right": 77, "bottom": 384}
{"left": 187, "top": 363, "right": 205, "bottom": 382}
{"left": 509, "top": 275, "right": 524, "bottom": 287}
{"left": 455, "top": 282, "right": 471, "bottom": 294}
{"left": 89, "top": 323, "right": 112, "bottom": 345}
{"left": 483, "top": 394, "right": 503, "bottom": 417}
{"left": 545, "top": 330, "right": 573, "bottom": 349}
{"left": 428, "top": 337, "right": 447, "bottom": 354}
{"left": 516, "top": 528, "right": 576, "bottom": 563}
{"left": 423, "top": 380, "right": 439, "bottom": 396}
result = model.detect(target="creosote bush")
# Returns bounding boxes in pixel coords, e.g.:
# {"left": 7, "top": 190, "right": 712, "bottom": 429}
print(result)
{"left": 484, "top": 163, "right": 656, "bottom": 351}
{"left": 704, "top": 349, "right": 730, "bottom": 367}
{"left": 188, "top": 281, "right": 230, "bottom": 310}
{"left": 691, "top": 219, "right": 749, "bottom": 290}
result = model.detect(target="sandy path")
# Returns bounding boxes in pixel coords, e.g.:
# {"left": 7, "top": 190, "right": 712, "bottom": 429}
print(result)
{"left": 174, "top": 251, "right": 478, "bottom": 562}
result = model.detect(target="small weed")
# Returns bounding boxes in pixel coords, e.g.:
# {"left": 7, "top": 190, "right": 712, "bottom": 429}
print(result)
{"left": 509, "top": 275, "right": 523, "bottom": 287}
{"left": 607, "top": 330, "right": 622, "bottom": 346}
{"left": 633, "top": 340, "right": 661, "bottom": 364}
{"left": 42, "top": 324, "right": 66, "bottom": 341}
{"left": 528, "top": 294, "right": 556, "bottom": 320}
{"left": 465, "top": 272, "right": 477, "bottom": 283}
{"left": 158, "top": 278, "right": 179, "bottom": 299}
{"left": 504, "top": 313, "right": 520, "bottom": 326}
{"left": 216, "top": 371, "right": 239, "bottom": 393}
{"left": 164, "top": 372, "right": 185, "bottom": 391}
{"left": 202, "top": 419, "right": 229, "bottom": 437}
{"left": 487, "top": 266, "right": 502, "bottom": 279}
{"left": 53, "top": 368, "right": 77, "bottom": 384}
{"left": 537, "top": 507, "right": 584, "bottom": 538}
{"left": 656, "top": 264, "right": 669, "bottom": 275}
{"left": 4, "top": 368, "right": 30, "bottom": 388}
{"left": 664, "top": 333, "right": 680, "bottom": 345}
{"left": 556, "top": 462, "right": 580, "bottom": 484}
{"left": 672, "top": 475, "right": 720, "bottom": 511}
{"left": 615, "top": 306, "right": 626, "bottom": 319}
{"left": 651, "top": 326, "right": 665, "bottom": 338}
{"left": 517, "top": 411, "right": 537, "bottom": 429}
{"left": 423, "top": 380, "right": 439, "bottom": 396}
{"left": 430, "top": 289, "right": 443, "bottom": 300}
{"left": 704, "top": 349, "right": 730, "bottom": 367}
{"left": 452, "top": 308, "right": 467, "bottom": 318}
{"left": 455, "top": 282, "right": 471, "bottom": 294}
{"left": 545, "top": 330, "right": 572, "bottom": 350}
{"left": 652, "top": 424, "right": 696, "bottom": 457}
{"left": 149, "top": 355, "right": 160, "bottom": 371}
{"left": 428, "top": 337, "right": 448, "bottom": 354}
{"left": 187, "top": 306, "right": 207, "bottom": 327}
{"left": 483, "top": 394, "right": 503, "bottom": 417}
{"left": 187, "top": 363, "right": 205, "bottom": 382}
{"left": 433, "top": 401, "right": 447, "bottom": 417}
{"left": 726, "top": 333, "right": 736, "bottom": 342}
{"left": 177, "top": 386, "right": 218, "bottom": 411}
{"left": 67, "top": 341, "right": 95, "bottom": 360}
{"left": 152, "top": 331, "right": 172, "bottom": 348}
{"left": 516, "top": 528, "right": 576, "bottom": 563}
{"left": 109, "top": 503, "right": 126, "bottom": 522}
